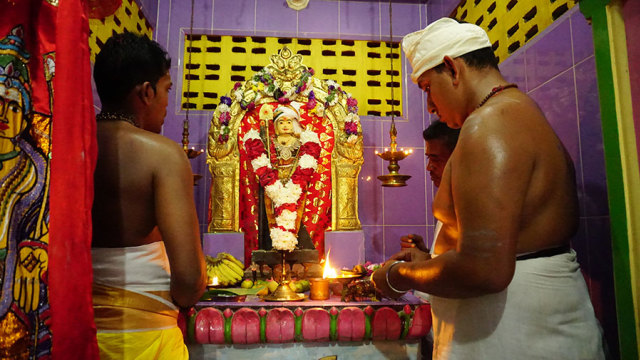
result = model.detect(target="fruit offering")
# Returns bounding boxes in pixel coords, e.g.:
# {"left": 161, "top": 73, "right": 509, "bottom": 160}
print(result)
{"left": 206, "top": 252, "right": 245, "bottom": 287}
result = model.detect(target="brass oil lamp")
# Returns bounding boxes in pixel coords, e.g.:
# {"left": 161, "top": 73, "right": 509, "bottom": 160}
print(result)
{"left": 376, "top": 0, "right": 412, "bottom": 187}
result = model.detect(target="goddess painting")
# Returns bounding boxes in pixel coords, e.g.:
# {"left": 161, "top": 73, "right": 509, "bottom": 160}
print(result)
{"left": 0, "top": 26, "right": 51, "bottom": 358}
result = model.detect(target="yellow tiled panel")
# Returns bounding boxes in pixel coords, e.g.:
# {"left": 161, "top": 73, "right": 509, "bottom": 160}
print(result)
{"left": 451, "top": 0, "right": 575, "bottom": 62}
{"left": 181, "top": 35, "right": 402, "bottom": 116}
{"left": 88, "top": 0, "right": 153, "bottom": 62}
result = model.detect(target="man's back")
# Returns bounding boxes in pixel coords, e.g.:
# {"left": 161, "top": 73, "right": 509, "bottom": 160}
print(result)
{"left": 434, "top": 89, "right": 579, "bottom": 256}
{"left": 93, "top": 121, "right": 161, "bottom": 248}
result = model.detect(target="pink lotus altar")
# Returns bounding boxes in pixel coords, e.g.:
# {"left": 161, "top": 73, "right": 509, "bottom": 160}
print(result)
{"left": 181, "top": 293, "right": 431, "bottom": 345}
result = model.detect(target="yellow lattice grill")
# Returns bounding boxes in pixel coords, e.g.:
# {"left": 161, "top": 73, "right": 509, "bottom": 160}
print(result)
{"left": 451, "top": 0, "right": 576, "bottom": 62}
{"left": 181, "top": 36, "right": 402, "bottom": 117}
{"left": 88, "top": 0, "right": 154, "bottom": 62}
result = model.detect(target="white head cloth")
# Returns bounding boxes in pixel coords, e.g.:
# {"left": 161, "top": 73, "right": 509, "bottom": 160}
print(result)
{"left": 402, "top": 17, "right": 492, "bottom": 83}
{"left": 274, "top": 104, "right": 300, "bottom": 121}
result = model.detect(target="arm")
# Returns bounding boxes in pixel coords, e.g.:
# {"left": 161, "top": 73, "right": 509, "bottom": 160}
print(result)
{"left": 375, "top": 114, "right": 534, "bottom": 298}
{"left": 154, "top": 140, "right": 206, "bottom": 307}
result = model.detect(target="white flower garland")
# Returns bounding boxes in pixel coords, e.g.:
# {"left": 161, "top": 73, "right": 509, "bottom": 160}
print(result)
{"left": 242, "top": 128, "right": 321, "bottom": 251}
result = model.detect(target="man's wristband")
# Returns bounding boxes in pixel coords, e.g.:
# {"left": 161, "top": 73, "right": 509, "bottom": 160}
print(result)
{"left": 386, "top": 260, "right": 408, "bottom": 294}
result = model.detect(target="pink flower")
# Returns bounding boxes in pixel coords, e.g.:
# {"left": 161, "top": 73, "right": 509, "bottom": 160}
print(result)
{"left": 219, "top": 112, "right": 231, "bottom": 123}
{"left": 345, "top": 122, "right": 358, "bottom": 135}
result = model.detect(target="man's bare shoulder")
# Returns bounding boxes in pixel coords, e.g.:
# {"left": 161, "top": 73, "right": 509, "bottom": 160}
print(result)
{"left": 461, "top": 92, "right": 544, "bottom": 144}
{"left": 123, "top": 128, "right": 187, "bottom": 164}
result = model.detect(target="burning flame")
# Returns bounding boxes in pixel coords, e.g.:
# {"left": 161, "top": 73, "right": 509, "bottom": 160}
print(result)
{"left": 210, "top": 276, "right": 219, "bottom": 286}
{"left": 323, "top": 249, "right": 338, "bottom": 279}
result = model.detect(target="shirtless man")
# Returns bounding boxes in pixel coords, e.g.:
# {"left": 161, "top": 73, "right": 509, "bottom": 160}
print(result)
{"left": 401, "top": 120, "right": 459, "bottom": 253}
{"left": 91, "top": 33, "right": 206, "bottom": 359}
{"left": 373, "top": 18, "right": 603, "bottom": 359}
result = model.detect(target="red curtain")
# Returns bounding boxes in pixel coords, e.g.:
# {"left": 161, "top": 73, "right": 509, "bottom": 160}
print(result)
{"left": 49, "top": 0, "right": 99, "bottom": 358}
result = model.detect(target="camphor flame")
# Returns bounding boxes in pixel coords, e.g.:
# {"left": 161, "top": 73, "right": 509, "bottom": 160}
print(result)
{"left": 210, "top": 276, "right": 219, "bottom": 286}
{"left": 323, "top": 249, "right": 338, "bottom": 279}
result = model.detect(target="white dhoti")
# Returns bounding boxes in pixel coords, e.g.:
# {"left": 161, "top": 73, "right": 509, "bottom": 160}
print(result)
{"left": 430, "top": 250, "right": 604, "bottom": 360}
{"left": 92, "top": 242, "right": 189, "bottom": 360}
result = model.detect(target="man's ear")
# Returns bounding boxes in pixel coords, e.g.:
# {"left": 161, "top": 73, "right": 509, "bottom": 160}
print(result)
{"left": 139, "top": 81, "right": 155, "bottom": 105}
{"left": 442, "top": 56, "right": 460, "bottom": 86}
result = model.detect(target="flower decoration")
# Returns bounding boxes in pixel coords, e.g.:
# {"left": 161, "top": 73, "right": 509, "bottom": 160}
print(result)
{"left": 216, "top": 96, "right": 233, "bottom": 143}
{"left": 305, "top": 90, "right": 317, "bottom": 111}
{"left": 324, "top": 79, "right": 340, "bottom": 107}
{"left": 242, "top": 127, "right": 321, "bottom": 251}
{"left": 344, "top": 112, "right": 360, "bottom": 143}
{"left": 346, "top": 97, "right": 359, "bottom": 114}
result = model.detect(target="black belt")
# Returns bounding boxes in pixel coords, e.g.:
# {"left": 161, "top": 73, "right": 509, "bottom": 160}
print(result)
{"left": 516, "top": 244, "right": 571, "bottom": 261}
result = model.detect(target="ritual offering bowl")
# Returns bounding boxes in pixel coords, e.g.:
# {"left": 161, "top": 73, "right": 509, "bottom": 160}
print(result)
{"left": 329, "top": 273, "right": 362, "bottom": 295}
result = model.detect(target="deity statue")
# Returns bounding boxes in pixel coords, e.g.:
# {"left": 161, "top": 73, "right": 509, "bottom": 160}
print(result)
{"left": 0, "top": 26, "right": 51, "bottom": 358}
{"left": 207, "top": 47, "right": 364, "bottom": 265}
{"left": 257, "top": 103, "right": 315, "bottom": 251}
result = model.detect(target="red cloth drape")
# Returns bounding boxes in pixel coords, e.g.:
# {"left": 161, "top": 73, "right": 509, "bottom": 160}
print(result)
{"left": 49, "top": 0, "right": 99, "bottom": 358}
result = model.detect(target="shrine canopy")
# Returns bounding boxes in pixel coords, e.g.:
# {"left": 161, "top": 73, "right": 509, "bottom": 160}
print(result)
{"left": 207, "top": 47, "right": 364, "bottom": 265}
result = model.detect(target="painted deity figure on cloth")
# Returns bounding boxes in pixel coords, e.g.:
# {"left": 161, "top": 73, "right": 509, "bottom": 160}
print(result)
{"left": 0, "top": 26, "right": 51, "bottom": 359}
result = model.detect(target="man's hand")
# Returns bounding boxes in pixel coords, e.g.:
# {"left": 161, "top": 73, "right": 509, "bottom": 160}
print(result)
{"left": 388, "top": 248, "right": 431, "bottom": 263}
{"left": 400, "top": 234, "right": 429, "bottom": 252}
{"left": 372, "top": 249, "right": 432, "bottom": 299}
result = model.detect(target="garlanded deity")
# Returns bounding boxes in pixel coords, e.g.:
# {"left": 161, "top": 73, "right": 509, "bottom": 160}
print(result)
{"left": 0, "top": 26, "right": 51, "bottom": 359}
{"left": 208, "top": 47, "right": 364, "bottom": 265}
{"left": 244, "top": 102, "right": 321, "bottom": 251}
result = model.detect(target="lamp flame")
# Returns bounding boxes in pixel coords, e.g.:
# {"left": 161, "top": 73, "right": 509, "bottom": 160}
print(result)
{"left": 210, "top": 276, "right": 219, "bottom": 286}
{"left": 323, "top": 249, "right": 338, "bottom": 279}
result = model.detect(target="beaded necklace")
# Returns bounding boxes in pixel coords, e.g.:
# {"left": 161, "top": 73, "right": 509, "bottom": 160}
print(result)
{"left": 96, "top": 112, "right": 138, "bottom": 127}
{"left": 476, "top": 83, "right": 518, "bottom": 109}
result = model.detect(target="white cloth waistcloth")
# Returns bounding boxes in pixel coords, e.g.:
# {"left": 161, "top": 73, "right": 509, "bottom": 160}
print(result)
{"left": 429, "top": 250, "right": 604, "bottom": 360}
{"left": 92, "top": 241, "right": 172, "bottom": 292}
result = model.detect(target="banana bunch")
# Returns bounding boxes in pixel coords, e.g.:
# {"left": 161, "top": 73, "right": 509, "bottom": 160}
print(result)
{"left": 206, "top": 252, "right": 245, "bottom": 287}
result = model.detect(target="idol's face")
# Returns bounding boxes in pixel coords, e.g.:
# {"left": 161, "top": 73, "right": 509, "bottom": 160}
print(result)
{"left": 275, "top": 117, "right": 294, "bottom": 135}
{"left": 0, "top": 85, "right": 25, "bottom": 139}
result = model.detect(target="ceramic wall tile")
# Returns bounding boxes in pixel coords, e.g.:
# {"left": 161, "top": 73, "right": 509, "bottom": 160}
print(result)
{"left": 525, "top": 20, "right": 573, "bottom": 91}
{"left": 298, "top": 0, "right": 339, "bottom": 35}
{"left": 570, "top": 11, "right": 594, "bottom": 64}
{"left": 339, "top": 1, "right": 380, "bottom": 37}
{"left": 255, "top": 0, "right": 297, "bottom": 33}
{"left": 576, "top": 57, "right": 609, "bottom": 217}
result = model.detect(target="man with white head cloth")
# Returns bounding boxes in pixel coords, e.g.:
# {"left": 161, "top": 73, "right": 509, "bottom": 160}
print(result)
{"left": 372, "top": 18, "right": 605, "bottom": 359}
